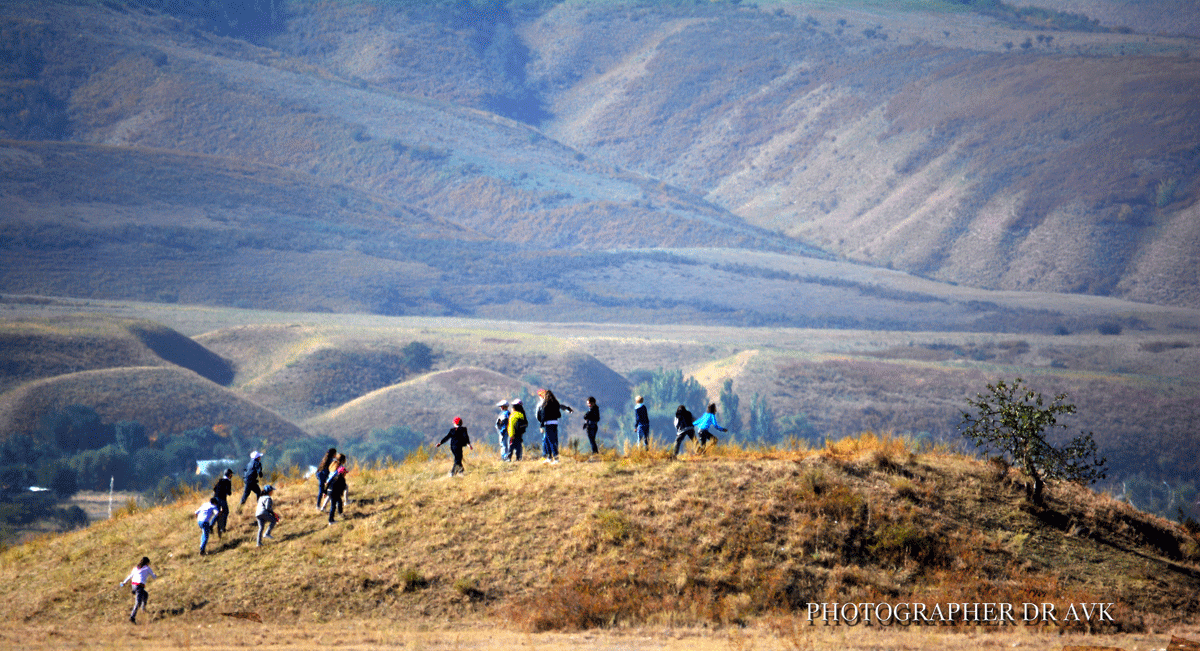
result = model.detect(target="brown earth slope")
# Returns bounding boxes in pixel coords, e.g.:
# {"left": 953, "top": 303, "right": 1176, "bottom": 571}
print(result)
{"left": 527, "top": 3, "right": 1200, "bottom": 305}
{"left": 2, "top": 441, "right": 1198, "bottom": 634}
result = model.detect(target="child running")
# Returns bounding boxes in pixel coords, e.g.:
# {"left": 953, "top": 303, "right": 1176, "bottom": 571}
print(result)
{"left": 119, "top": 556, "right": 158, "bottom": 624}
{"left": 693, "top": 403, "right": 728, "bottom": 451}
{"left": 672, "top": 404, "right": 697, "bottom": 456}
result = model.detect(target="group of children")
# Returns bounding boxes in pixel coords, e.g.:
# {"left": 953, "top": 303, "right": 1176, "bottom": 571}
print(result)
{"left": 437, "top": 390, "right": 729, "bottom": 476}
{"left": 128, "top": 448, "right": 354, "bottom": 623}
{"left": 127, "top": 391, "right": 729, "bottom": 622}
{"left": 188, "top": 448, "right": 352, "bottom": 557}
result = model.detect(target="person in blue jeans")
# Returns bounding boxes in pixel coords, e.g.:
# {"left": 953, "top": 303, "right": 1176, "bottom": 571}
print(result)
{"left": 633, "top": 395, "right": 650, "bottom": 450}
{"left": 536, "top": 389, "right": 573, "bottom": 463}
{"left": 194, "top": 497, "right": 220, "bottom": 556}
{"left": 693, "top": 403, "right": 728, "bottom": 451}
{"left": 495, "top": 400, "right": 511, "bottom": 461}
{"left": 508, "top": 400, "right": 527, "bottom": 461}
{"left": 315, "top": 447, "right": 337, "bottom": 510}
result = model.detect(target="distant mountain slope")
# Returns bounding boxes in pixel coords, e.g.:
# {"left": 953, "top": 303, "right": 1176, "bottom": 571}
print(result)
{"left": 304, "top": 366, "right": 528, "bottom": 443}
{"left": 526, "top": 3, "right": 1200, "bottom": 306}
{"left": 0, "top": 315, "right": 189, "bottom": 393}
{"left": 1033, "top": 0, "right": 1200, "bottom": 37}
{"left": 0, "top": 1, "right": 786, "bottom": 253}
{"left": 2, "top": 0, "right": 1199, "bottom": 318}
{"left": 0, "top": 140, "right": 471, "bottom": 313}
{"left": 198, "top": 323, "right": 633, "bottom": 434}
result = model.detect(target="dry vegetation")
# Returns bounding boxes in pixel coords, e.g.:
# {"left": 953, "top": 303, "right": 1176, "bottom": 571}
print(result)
{"left": 1, "top": 303, "right": 1197, "bottom": 493}
{"left": 3, "top": 434, "right": 1200, "bottom": 649}
{"left": 3, "top": 0, "right": 1200, "bottom": 319}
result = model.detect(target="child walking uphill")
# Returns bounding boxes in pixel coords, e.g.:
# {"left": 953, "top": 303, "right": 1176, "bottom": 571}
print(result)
{"left": 119, "top": 556, "right": 158, "bottom": 624}
{"left": 437, "top": 417, "right": 474, "bottom": 476}
{"left": 212, "top": 469, "right": 233, "bottom": 538}
{"left": 194, "top": 497, "right": 220, "bottom": 556}
{"left": 238, "top": 450, "right": 264, "bottom": 510}
{"left": 255, "top": 485, "right": 278, "bottom": 547}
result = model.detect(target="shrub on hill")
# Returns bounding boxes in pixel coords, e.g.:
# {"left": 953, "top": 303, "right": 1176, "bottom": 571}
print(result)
{"left": 961, "top": 378, "right": 1107, "bottom": 505}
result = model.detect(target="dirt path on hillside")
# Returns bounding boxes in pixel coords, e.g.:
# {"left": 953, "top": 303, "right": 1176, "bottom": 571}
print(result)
{"left": 5, "top": 621, "right": 1198, "bottom": 650}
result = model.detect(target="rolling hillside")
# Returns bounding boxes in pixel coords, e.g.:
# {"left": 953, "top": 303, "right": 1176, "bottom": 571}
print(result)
{"left": 0, "top": 0, "right": 1198, "bottom": 317}
{"left": 1, "top": 303, "right": 1197, "bottom": 512}
{"left": 3, "top": 442, "right": 1199, "bottom": 639}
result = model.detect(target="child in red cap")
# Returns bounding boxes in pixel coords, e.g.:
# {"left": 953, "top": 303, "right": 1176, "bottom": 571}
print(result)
{"left": 436, "top": 417, "right": 473, "bottom": 476}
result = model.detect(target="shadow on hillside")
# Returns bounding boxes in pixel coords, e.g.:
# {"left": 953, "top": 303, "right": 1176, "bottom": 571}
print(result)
{"left": 127, "top": 324, "right": 235, "bottom": 386}
{"left": 154, "top": 600, "right": 209, "bottom": 620}
{"left": 1025, "top": 502, "right": 1200, "bottom": 577}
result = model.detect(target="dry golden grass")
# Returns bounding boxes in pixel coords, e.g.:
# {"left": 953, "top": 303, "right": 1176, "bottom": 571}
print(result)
{"left": 3, "top": 433, "right": 1197, "bottom": 650}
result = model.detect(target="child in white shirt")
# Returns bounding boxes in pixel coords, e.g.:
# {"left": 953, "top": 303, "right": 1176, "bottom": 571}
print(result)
{"left": 255, "top": 485, "right": 278, "bottom": 547}
{"left": 119, "top": 557, "right": 158, "bottom": 624}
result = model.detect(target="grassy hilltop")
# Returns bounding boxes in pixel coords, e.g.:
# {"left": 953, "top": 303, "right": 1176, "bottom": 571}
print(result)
{"left": 3, "top": 436, "right": 1199, "bottom": 640}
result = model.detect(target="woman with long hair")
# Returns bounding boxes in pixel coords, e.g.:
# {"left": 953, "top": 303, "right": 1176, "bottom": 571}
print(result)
{"left": 315, "top": 447, "right": 337, "bottom": 510}
{"left": 536, "top": 389, "right": 573, "bottom": 463}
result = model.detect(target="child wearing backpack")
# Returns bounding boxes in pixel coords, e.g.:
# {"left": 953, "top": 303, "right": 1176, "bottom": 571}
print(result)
{"left": 507, "top": 400, "right": 528, "bottom": 461}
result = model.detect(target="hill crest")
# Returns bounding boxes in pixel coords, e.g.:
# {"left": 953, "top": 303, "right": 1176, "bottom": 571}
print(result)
{"left": 3, "top": 439, "right": 1198, "bottom": 634}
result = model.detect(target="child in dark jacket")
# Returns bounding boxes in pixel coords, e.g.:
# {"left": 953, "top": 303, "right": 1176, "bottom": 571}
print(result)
{"left": 672, "top": 405, "right": 697, "bottom": 456}
{"left": 582, "top": 396, "right": 601, "bottom": 454}
{"left": 325, "top": 466, "right": 348, "bottom": 525}
{"left": 212, "top": 469, "right": 233, "bottom": 537}
{"left": 437, "top": 417, "right": 474, "bottom": 476}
